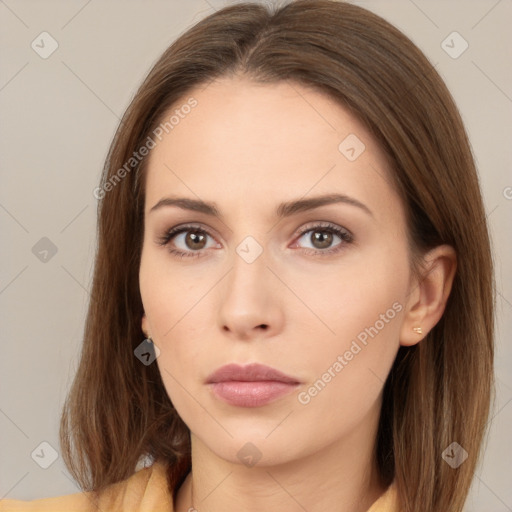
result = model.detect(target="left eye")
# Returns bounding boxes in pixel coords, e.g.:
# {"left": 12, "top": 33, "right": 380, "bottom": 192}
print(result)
{"left": 293, "top": 224, "right": 353, "bottom": 254}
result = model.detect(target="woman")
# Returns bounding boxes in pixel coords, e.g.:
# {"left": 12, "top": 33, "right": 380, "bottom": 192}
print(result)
{"left": 1, "top": 1, "right": 494, "bottom": 511}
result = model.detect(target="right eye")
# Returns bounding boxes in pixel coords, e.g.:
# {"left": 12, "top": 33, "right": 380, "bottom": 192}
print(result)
{"left": 157, "top": 224, "right": 219, "bottom": 258}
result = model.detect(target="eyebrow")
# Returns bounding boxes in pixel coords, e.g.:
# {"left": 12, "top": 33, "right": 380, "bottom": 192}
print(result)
{"left": 149, "top": 193, "right": 373, "bottom": 219}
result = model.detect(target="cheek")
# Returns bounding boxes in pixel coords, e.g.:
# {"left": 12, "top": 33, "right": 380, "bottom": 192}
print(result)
{"left": 139, "top": 250, "right": 213, "bottom": 403}
{"left": 291, "top": 282, "right": 404, "bottom": 445}
{"left": 290, "top": 247, "right": 408, "bottom": 406}
{"left": 140, "top": 280, "right": 205, "bottom": 370}
{"left": 139, "top": 244, "right": 209, "bottom": 341}
{"left": 286, "top": 242, "right": 408, "bottom": 345}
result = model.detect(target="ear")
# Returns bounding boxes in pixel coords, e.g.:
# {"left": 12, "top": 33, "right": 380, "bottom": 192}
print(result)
{"left": 141, "top": 313, "right": 150, "bottom": 339}
{"left": 400, "top": 244, "right": 457, "bottom": 346}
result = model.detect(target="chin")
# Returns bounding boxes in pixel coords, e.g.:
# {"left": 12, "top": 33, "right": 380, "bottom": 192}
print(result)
{"left": 196, "top": 430, "right": 311, "bottom": 469}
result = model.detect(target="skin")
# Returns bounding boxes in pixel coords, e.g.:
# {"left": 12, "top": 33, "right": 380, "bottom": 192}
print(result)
{"left": 139, "top": 75, "right": 456, "bottom": 512}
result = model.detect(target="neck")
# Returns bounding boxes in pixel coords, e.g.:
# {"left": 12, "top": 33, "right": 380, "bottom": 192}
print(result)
{"left": 175, "top": 402, "right": 387, "bottom": 512}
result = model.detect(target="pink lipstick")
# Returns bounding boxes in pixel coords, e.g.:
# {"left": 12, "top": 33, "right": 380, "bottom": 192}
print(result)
{"left": 206, "top": 363, "right": 300, "bottom": 407}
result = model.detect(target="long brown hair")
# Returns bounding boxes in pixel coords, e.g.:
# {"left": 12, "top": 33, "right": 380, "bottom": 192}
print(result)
{"left": 60, "top": 1, "right": 495, "bottom": 510}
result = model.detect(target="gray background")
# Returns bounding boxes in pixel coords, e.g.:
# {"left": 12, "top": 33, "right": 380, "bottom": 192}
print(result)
{"left": 0, "top": 0, "right": 511, "bottom": 510}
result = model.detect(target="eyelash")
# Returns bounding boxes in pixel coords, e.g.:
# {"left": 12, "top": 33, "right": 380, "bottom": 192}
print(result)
{"left": 156, "top": 222, "right": 353, "bottom": 259}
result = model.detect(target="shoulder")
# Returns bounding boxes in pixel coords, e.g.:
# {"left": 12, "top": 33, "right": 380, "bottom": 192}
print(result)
{"left": 0, "top": 461, "right": 174, "bottom": 512}
{"left": 367, "top": 480, "right": 399, "bottom": 512}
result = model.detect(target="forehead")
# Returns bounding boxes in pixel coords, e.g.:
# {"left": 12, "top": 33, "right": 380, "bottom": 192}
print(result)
{"left": 143, "top": 76, "right": 400, "bottom": 222}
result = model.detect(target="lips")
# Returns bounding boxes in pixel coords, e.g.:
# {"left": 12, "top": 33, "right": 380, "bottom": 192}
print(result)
{"left": 206, "top": 363, "right": 300, "bottom": 407}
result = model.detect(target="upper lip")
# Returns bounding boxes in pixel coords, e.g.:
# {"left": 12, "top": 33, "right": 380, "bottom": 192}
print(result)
{"left": 206, "top": 363, "right": 300, "bottom": 384}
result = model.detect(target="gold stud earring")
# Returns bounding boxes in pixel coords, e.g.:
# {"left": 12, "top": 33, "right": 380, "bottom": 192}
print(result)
{"left": 412, "top": 327, "right": 423, "bottom": 334}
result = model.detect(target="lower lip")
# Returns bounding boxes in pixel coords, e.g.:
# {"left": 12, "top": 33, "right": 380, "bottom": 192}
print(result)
{"left": 208, "top": 381, "right": 298, "bottom": 407}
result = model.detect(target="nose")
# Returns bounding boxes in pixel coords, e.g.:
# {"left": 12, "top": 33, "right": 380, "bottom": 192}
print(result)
{"left": 217, "top": 244, "right": 284, "bottom": 341}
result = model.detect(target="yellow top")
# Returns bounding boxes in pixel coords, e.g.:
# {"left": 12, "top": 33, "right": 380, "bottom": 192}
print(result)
{"left": 0, "top": 461, "right": 398, "bottom": 511}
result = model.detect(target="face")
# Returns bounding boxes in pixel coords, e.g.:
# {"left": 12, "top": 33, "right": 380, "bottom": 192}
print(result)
{"left": 139, "top": 76, "right": 413, "bottom": 467}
